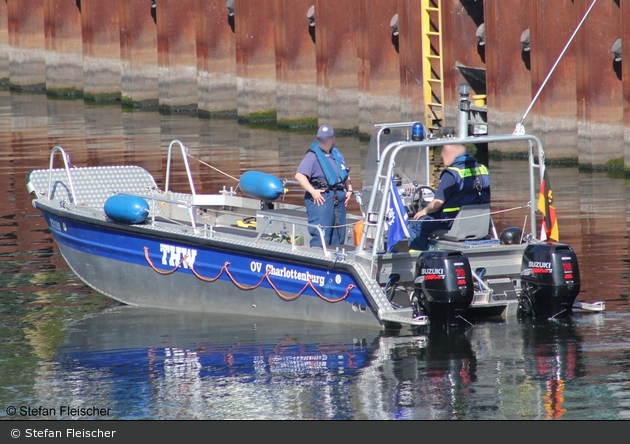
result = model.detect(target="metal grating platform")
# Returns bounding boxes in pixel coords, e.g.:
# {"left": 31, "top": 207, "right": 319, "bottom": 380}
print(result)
{"left": 27, "top": 166, "right": 158, "bottom": 208}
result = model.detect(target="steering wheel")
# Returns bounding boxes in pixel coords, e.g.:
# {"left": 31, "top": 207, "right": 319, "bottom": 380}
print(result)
{"left": 409, "top": 185, "right": 437, "bottom": 216}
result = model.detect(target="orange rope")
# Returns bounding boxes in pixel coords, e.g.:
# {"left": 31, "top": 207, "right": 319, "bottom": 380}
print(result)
{"left": 144, "top": 247, "right": 187, "bottom": 275}
{"left": 224, "top": 266, "right": 268, "bottom": 291}
{"left": 188, "top": 261, "right": 228, "bottom": 282}
{"left": 309, "top": 281, "right": 355, "bottom": 303}
{"left": 144, "top": 246, "right": 355, "bottom": 303}
{"left": 265, "top": 276, "right": 310, "bottom": 302}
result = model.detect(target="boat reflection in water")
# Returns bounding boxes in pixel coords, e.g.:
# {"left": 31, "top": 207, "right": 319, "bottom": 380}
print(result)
{"left": 56, "top": 308, "right": 593, "bottom": 419}
{"left": 521, "top": 318, "right": 584, "bottom": 420}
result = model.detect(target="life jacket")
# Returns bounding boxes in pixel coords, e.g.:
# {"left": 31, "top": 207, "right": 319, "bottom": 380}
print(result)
{"left": 308, "top": 141, "right": 349, "bottom": 187}
{"left": 439, "top": 154, "right": 490, "bottom": 217}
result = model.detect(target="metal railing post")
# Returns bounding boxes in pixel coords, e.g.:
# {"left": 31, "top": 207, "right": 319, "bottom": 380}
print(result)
{"left": 48, "top": 146, "right": 78, "bottom": 204}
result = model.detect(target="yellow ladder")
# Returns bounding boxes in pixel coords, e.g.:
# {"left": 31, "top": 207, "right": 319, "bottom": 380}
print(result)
{"left": 421, "top": 0, "right": 444, "bottom": 132}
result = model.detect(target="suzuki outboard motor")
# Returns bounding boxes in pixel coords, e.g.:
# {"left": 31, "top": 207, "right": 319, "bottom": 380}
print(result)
{"left": 520, "top": 243, "right": 580, "bottom": 318}
{"left": 413, "top": 251, "right": 474, "bottom": 327}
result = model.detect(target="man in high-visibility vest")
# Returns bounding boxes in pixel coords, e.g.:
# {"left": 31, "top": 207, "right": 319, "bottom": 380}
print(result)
{"left": 408, "top": 143, "right": 490, "bottom": 251}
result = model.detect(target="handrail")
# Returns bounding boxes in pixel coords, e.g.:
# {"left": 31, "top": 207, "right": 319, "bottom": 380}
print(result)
{"left": 356, "top": 133, "right": 545, "bottom": 257}
{"left": 255, "top": 216, "right": 330, "bottom": 258}
{"left": 48, "top": 146, "right": 78, "bottom": 204}
{"left": 165, "top": 139, "right": 197, "bottom": 196}
{"left": 118, "top": 192, "right": 197, "bottom": 232}
{"left": 373, "top": 122, "right": 417, "bottom": 163}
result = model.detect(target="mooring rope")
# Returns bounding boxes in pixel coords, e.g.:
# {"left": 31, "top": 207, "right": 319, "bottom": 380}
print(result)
{"left": 143, "top": 247, "right": 353, "bottom": 303}
{"left": 187, "top": 154, "right": 240, "bottom": 182}
{"left": 516, "top": 0, "right": 598, "bottom": 132}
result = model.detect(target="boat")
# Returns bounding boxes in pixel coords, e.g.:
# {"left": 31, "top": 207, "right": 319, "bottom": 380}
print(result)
{"left": 25, "top": 84, "right": 605, "bottom": 329}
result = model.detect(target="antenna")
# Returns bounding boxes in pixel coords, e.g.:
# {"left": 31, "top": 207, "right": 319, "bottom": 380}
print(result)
{"left": 514, "top": 0, "right": 598, "bottom": 135}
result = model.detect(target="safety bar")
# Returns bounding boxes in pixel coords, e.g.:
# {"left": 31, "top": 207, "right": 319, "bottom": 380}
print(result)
{"left": 373, "top": 121, "right": 419, "bottom": 163}
{"left": 356, "top": 133, "right": 545, "bottom": 257}
{"left": 255, "top": 216, "right": 330, "bottom": 258}
{"left": 165, "top": 140, "right": 197, "bottom": 196}
{"left": 47, "top": 146, "right": 78, "bottom": 204}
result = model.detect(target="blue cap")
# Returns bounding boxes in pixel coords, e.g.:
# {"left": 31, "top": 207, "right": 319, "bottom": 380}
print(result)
{"left": 317, "top": 125, "right": 334, "bottom": 139}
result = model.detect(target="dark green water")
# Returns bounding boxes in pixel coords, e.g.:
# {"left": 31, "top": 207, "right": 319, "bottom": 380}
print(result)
{"left": 1, "top": 91, "right": 629, "bottom": 420}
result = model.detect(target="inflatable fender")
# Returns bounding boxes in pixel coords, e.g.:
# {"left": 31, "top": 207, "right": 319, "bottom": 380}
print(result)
{"left": 239, "top": 171, "right": 284, "bottom": 201}
{"left": 104, "top": 195, "right": 149, "bottom": 224}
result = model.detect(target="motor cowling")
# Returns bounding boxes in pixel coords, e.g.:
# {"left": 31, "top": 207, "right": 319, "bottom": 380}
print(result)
{"left": 520, "top": 243, "right": 581, "bottom": 318}
{"left": 413, "top": 251, "right": 474, "bottom": 327}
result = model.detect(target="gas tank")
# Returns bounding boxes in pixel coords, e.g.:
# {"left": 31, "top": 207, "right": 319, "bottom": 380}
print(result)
{"left": 239, "top": 171, "right": 285, "bottom": 201}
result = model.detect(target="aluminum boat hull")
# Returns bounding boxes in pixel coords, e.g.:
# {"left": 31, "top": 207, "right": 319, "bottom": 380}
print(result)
{"left": 39, "top": 206, "right": 383, "bottom": 328}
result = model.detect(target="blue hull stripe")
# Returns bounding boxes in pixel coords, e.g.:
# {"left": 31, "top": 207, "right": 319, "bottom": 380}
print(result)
{"left": 42, "top": 210, "right": 369, "bottom": 306}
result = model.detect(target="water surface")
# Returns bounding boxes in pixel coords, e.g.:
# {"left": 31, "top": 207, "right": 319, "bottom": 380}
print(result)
{"left": 1, "top": 91, "right": 629, "bottom": 420}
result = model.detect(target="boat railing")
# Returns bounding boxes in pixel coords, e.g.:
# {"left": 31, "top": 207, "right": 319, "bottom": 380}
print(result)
{"left": 124, "top": 192, "right": 198, "bottom": 233}
{"left": 46, "top": 146, "right": 78, "bottom": 204}
{"left": 374, "top": 122, "right": 419, "bottom": 163}
{"left": 164, "top": 139, "right": 197, "bottom": 196}
{"left": 255, "top": 215, "right": 330, "bottom": 258}
{"left": 357, "top": 133, "right": 545, "bottom": 258}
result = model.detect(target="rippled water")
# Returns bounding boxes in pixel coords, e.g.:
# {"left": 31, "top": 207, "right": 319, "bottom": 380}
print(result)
{"left": 1, "top": 90, "right": 629, "bottom": 420}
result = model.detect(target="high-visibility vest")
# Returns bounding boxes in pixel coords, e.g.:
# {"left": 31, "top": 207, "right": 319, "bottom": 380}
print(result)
{"left": 440, "top": 155, "right": 491, "bottom": 216}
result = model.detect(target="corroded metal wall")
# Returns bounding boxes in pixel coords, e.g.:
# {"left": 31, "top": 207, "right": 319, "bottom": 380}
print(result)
{"left": 157, "top": 0, "right": 197, "bottom": 111}
{"left": 358, "top": 0, "right": 401, "bottom": 136}
{"left": 442, "top": 0, "right": 485, "bottom": 128}
{"left": 398, "top": 0, "right": 424, "bottom": 123}
{"left": 315, "top": 0, "right": 359, "bottom": 133}
{"left": 8, "top": 0, "right": 46, "bottom": 90}
{"left": 45, "top": 0, "right": 83, "bottom": 95}
{"left": 0, "top": 2, "right": 9, "bottom": 84}
{"left": 484, "top": 0, "right": 531, "bottom": 147}
{"left": 119, "top": 0, "right": 158, "bottom": 106}
{"left": 81, "top": 0, "right": 121, "bottom": 100}
{"left": 235, "top": 0, "right": 277, "bottom": 121}
{"left": 2, "top": 0, "right": 630, "bottom": 168}
{"left": 624, "top": 0, "right": 630, "bottom": 167}
{"left": 529, "top": 0, "right": 578, "bottom": 161}
{"left": 197, "top": 0, "right": 236, "bottom": 116}
{"left": 576, "top": 0, "right": 623, "bottom": 168}
{"left": 275, "top": 0, "right": 317, "bottom": 128}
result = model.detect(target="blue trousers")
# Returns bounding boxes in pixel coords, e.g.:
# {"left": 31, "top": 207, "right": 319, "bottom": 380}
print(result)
{"left": 304, "top": 190, "right": 347, "bottom": 248}
{"left": 408, "top": 214, "right": 452, "bottom": 251}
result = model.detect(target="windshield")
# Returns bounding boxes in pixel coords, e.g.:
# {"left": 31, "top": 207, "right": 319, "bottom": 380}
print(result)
{"left": 362, "top": 124, "right": 431, "bottom": 191}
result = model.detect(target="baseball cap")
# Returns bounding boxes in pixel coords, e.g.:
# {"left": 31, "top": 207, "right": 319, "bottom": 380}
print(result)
{"left": 317, "top": 125, "right": 334, "bottom": 139}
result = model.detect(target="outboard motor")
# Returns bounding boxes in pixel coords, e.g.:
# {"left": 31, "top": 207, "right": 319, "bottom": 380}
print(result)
{"left": 520, "top": 243, "right": 581, "bottom": 318}
{"left": 413, "top": 251, "right": 474, "bottom": 327}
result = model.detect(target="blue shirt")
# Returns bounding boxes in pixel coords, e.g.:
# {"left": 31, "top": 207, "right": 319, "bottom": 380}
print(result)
{"left": 434, "top": 170, "right": 458, "bottom": 202}
{"left": 296, "top": 151, "right": 341, "bottom": 185}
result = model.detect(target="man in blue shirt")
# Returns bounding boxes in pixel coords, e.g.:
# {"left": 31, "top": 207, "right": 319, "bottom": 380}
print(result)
{"left": 295, "top": 125, "right": 353, "bottom": 247}
{"left": 408, "top": 143, "right": 490, "bottom": 251}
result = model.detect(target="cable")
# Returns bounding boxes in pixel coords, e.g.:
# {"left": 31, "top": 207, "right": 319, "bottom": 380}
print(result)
{"left": 187, "top": 154, "right": 240, "bottom": 182}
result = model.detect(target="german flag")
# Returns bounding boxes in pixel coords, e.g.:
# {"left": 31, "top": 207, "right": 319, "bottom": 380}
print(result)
{"left": 538, "top": 168, "right": 559, "bottom": 241}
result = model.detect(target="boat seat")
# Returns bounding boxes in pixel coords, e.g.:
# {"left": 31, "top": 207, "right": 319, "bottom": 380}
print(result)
{"left": 431, "top": 204, "right": 491, "bottom": 242}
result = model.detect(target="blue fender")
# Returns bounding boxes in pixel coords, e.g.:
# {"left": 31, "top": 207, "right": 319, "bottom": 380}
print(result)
{"left": 239, "top": 171, "right": 284, "bottom": 201}
{"left": 104, "top": 195, "right": 149, "bottom": 224}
